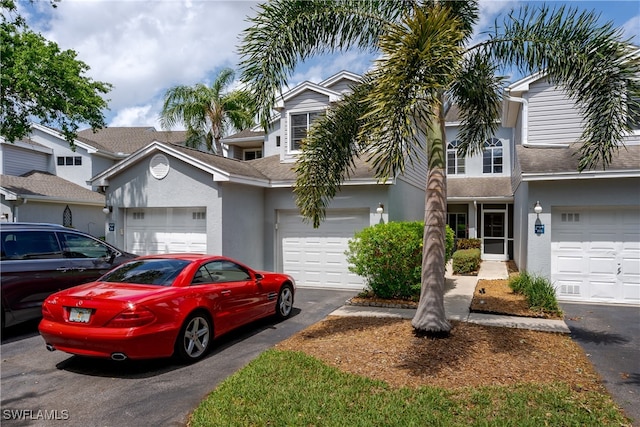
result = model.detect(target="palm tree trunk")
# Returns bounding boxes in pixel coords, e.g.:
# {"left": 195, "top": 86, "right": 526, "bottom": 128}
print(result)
{"left": 411, "top": 105, "right": 451, "bottom": 334}
{"left": 214, "top": 137, "right": 223, "bottom": 156}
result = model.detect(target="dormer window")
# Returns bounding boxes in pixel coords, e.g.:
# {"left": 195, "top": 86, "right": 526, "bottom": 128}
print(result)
{"left": 290, "top": 111, "right": 321, "bottom": 151}
{"left": 483, "top": 138, "right": 503, "bottom": 174}
{"left": 447, "top": 140, "right": 465, "bottom": 175}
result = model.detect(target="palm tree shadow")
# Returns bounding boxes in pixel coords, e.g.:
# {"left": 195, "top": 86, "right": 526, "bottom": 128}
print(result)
{"left": 566, "top": 325, "right": 629, "bottom": 346}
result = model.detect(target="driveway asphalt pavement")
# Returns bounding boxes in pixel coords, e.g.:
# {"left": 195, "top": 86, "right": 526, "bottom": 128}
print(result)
{"left": 561, "top": 302, "right": 640, "bottom": 425}
{"left": 0, "top": 288, "right": 356, "bottom": 427}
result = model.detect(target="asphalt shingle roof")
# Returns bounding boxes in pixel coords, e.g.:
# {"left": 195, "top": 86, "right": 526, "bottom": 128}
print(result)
{"left": 447, "top": 177, "right": 513, "bottom": 198}
{"left": 77, "top": 127, "right": 188, "bottom": 155}
{"left": 248, "top": 154, "right": 378, "bottom": 181}
{"left": 517, "top": 144, "right": 640, "bottom": 174}
{"left": 0, "top": 171, "right": 105, "bottom": 203}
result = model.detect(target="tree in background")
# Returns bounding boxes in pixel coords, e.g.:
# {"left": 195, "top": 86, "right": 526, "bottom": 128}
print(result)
{"left": 0, "top": 0, "right": 112, "bottom": 146}
{"left": 159, "top": 68, "right": 255, "bottom": 155}
{"left": 239, "top": 0, "right": 639, "bottom": 334}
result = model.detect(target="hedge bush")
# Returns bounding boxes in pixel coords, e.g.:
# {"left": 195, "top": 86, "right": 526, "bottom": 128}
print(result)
{"left": 346, "top": 221, "right": 454, "bottom": 300}
{"left": 452, "top": 248, "right": 481, "bottom": 274}
{"left": 456, "top": 238, "right": 481, "bottom": 250}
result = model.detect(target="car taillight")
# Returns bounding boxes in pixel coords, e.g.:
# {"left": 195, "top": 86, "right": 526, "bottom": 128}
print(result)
{"left": 106, "top": 306, "right": 155, "bottom": 328}
{"left": 41, "top": 303, "right": 54, "bottom": 321}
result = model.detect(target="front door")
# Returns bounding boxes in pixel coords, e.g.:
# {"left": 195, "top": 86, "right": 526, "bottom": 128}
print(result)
{"left": 482, "top": 210, "right": 507, "bottom": 260}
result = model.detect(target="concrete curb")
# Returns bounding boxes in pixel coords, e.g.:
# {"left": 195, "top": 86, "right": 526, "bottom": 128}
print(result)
{"left": 329, "top": 261, "right": 571, "bottom": 334}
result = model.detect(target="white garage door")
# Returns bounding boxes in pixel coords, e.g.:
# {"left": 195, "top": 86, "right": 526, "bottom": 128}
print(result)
{"left": 278, "top": 209, "right": 369, "bottom": 290}
{"left": 126, "top": 207, "right": 207, "bottom": 255}
{"left": 551, "top": 208, "right": 640, "bottom": 304}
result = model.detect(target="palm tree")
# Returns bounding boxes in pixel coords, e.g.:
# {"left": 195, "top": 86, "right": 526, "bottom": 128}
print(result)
{"left": 159, "top": 68, "right": 255, "bottom": 155}
{"left": 239, "top": 0, "right": 639, "bottom": 334}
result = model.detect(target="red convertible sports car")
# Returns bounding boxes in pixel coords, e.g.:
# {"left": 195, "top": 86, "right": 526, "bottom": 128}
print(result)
{"left": 39, "top": 254, "right": 296, "bottom": 363}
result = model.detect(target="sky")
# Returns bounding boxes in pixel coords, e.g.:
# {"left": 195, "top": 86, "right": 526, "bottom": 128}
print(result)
{"left": 17, "top": 0, "right": 640, "bottom": 130}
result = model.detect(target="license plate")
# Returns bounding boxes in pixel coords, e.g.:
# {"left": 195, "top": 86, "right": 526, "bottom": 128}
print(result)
{"left": 69, "top": 307, "right": 92, "bottom": 323}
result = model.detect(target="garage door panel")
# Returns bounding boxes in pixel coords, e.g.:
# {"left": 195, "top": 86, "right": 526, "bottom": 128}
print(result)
{"left": 279, "top": 209, "right": 368, "bottom": 290}
{"left": 555, "top": 255, "right": 585, "bottom": 274}
{"left": 126, "top": 208, "right": 206, "bottom": 255}
{"left": 589, "top": 280, "right": 616, "bottom": 300}
{"left": 552, "top": 207, "right": 640, "bottom": 304}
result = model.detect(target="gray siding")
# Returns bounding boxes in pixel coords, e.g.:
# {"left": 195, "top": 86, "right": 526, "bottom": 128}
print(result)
{"left": 324, "top": 79, "right": 356, "bottom": 95}
{"left": 527, "top": 80, "right": 584, "bottom": 145}
{"left": 1, "top": 144, "right": 49, "bottom": 176}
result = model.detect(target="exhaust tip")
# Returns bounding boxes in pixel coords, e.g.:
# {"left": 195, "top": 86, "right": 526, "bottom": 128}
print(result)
{"left": 45, "top": 344, "right": 56, "bottom": 352}
{"left": 111, "top": 352, "right": 127, "bottom": 361}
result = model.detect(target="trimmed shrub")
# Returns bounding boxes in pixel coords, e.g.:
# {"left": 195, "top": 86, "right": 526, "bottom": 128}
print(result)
{"left": 456, "top": 238, "right": 481, "bottom": 250}
{"left": 346, "top": 222, "right": 454, "bottom": 300}
{"left": 508, "top": 271, "right": 562, "bottom": 315}
{"left": 451, "top": 248, "right": 481, "bottom": 274}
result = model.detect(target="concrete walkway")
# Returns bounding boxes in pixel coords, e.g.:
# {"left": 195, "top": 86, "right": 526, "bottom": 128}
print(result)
{"left": 331, "top": 261, "right": 570, "bottom": 334}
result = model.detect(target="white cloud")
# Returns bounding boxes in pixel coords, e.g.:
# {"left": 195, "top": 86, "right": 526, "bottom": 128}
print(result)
{"left": 621, "top": 14, "right": 639, "bottom": 44}
{"left": 20, "top": 0, "right": 640, "bottom": 130}
{"left": 30, "top": 0, "right": 259, "bottom": 128}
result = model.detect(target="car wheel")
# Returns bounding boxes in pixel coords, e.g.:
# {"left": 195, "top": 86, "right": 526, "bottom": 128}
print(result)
{"left": 175, "top": 312, "right": 212, "bottom": 363}
{"left": 275, "top": 284, "right": 294, "bottom": 319}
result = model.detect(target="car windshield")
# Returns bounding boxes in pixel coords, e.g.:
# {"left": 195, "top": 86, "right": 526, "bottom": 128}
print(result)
{"left": 100, "top": 259, "right": 190, "bottom": 286}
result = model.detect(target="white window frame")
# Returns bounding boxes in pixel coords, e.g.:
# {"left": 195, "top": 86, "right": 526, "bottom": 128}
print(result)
{"left": 446, "top": 140, "right": 465, "bottom": 175}
{"left": 243, "top": 148, "right": 262, "bottom": 160}
{"left": 288, "top": 110, "right": 322, "bottom": 153}
{"left": 482, "top": 138, "right": 503, "bottom": 174}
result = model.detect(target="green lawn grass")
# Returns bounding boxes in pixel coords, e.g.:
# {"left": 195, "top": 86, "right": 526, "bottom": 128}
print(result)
{"left": 188, "top": 350, "right": 629, "bottom": 427}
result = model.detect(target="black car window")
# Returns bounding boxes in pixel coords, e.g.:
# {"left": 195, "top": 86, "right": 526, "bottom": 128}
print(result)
{"left": 198, "top": 260, "right": 251, "bottom": 283}
{"left": 0, "top": 231, "right": 63, "bottom": 260}
{"left": 101, "top": 259, "right": 190, "bottom": 286}
{"left": 58, "top": 232, "right": 111, "bottom": 259}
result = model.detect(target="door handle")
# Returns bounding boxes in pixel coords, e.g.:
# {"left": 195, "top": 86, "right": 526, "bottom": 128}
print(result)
{"left": 221, "top": 290, "right": 232, "bottom": 296}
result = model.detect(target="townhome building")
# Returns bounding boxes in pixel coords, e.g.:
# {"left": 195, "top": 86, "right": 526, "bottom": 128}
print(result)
{"left": 2, "top": 68, "right": 637, "bottom": 304}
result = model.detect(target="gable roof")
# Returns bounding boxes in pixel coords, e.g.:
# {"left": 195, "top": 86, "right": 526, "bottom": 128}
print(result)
{"left": 90, "top": 141, "right": 271, "bottom": 187}
{"left": 0, "top": 171, "right": 105, "bottom": 205}
{"left": 76, "top": 127, "right": 189, "bottom": 156}
{"left": 517, "top": 144, "right": 640, "bottom": 180}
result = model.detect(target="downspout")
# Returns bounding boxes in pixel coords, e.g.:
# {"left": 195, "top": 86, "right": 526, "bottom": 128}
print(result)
{"left": 505, "top": 94, "right": 569, "bottom": 148}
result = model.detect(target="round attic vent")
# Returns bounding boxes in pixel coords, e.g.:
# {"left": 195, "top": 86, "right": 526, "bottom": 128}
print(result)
{"left": 149, "top": 154, "right": 170, "bottom": 179}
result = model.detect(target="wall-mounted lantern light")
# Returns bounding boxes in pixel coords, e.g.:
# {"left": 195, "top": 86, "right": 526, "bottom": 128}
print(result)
{"left": 102, "top": 205, "right": 113, "bottom": 215}
{"left": 376, "top": 203, "right": 384, "bottom": 215}
{"left": 533, "top": 201, "right": 542, "bottom": 216}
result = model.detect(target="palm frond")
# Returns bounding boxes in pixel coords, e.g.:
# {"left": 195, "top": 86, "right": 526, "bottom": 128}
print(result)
{"left": 450, "top": 51, "right": 505, "bottom": 157}
{"left": 484, "top": 5, "right": 639, "bottom": 170}
{"left": 294, "top": 80, "right": 372, "bottom": 227}
{"left": 361, "top": 5, "right": 464, "bottom": 179}
{"left": 239, "top": 0, "right": 409, "bottom": 129}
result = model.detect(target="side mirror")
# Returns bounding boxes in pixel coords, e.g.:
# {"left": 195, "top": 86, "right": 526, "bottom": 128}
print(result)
{"left": 255, "top": 273, "right": 264, "bottom": 282}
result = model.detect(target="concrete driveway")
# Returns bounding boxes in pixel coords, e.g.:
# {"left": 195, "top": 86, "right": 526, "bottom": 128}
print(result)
{"left": 561, "top": 302, "right": 640, "bottom": 425}
{"left": 0, "top": 288, "right": 356, "bottom": 426}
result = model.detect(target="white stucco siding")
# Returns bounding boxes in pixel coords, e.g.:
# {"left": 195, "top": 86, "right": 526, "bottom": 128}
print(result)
{"left": 444, "top": 126, "right": 512, "bottom": 177}
{"left": 264, "top": 121, "right": 281, "bottom": 158}
{"left": 527, "top": 80, "right": 584, "bottom": 145}
{"left": 220, "top": 183, "right": 264, "bottom": 268}
{"left": 104, "top": 154, "right": 222, "bottom": 254}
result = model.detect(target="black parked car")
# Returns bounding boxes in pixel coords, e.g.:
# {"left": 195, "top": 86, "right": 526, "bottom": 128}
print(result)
{"left": 1, "top": 223, "right": 137, "bottom": 329}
